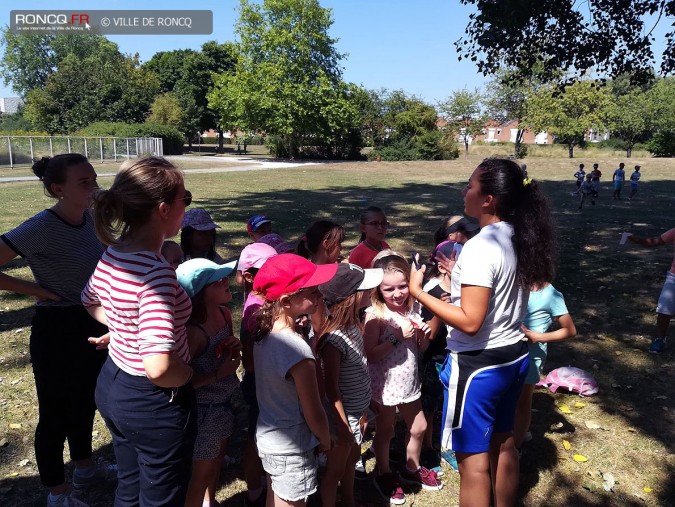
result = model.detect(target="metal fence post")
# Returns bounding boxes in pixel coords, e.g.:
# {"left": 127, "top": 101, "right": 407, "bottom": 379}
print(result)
{"left": 29, "top": 137, "right": 34, "bottom": 162}
{"left": 113, "top": 138, "right": 117, "bottom": 162}
{"left": 8, "top": 137, "right": 13, "bottom": 169}
{"left": 49, "top": 137, "right": 53, "bottom": 157}
{"left": 126, "top": 138, "right": 130, "bottom": 159}
{"left": 99, "top": 138, "right": 103, "bottom": 163}
{"left": 84, "top": 138, "right": 88, "bottom": 159}
{"left": 67, "top": 137, "right": 71, "bottom": 153}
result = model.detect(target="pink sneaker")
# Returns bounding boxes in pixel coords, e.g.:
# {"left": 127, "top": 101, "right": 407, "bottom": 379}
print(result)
{"left": 373, "top": 472, "right": 406, "bottom": 505}
{"left": 401, "top": 466, "right": 443, "bottom": 491}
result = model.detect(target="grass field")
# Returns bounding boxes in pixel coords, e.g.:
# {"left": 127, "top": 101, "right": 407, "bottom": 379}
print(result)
{"left": 0, "top": 155, "right": 673, "bottom": 506}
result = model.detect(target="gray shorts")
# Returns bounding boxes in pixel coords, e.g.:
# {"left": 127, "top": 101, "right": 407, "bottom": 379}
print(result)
{"left": 193, "top": 403, "right": 234, "bottom": 460}
{"left": 656, "top": 271, "right": 675, "bottom": 316}
{"left": 260, "top": 449, "right": 318, "bottom": 502}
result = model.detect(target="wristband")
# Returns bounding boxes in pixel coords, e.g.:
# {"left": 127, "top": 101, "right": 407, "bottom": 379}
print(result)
{"left": 414, "top": 289, "right": 425, "bottom": 301}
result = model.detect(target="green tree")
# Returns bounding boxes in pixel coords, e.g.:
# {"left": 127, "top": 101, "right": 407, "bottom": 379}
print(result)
{"left": 523, "top": 81, "right": 611, "bottom": 158}
{"left": 484, "top": 68, "right": 548, "bottom": 158}
{"left": 23, "top": 42, "right": 158, "bottom": 134}
{"left": 0, "top": 30, "right": 115, "bottom": 96}
{"left": 607, "top": 91, "right": 652, "bottom": 158}
{"left": 208, "top": 0, "right": 361, "bottom": 159}
{"left": 147, "top": 92, "right": 184, "bottom": 127}
{"left": 456, "top": 0, "right": 675, "bottom": 85}
{"left": 142, "top": 49, "right": 197, "bottom": 93}
{"left": 439, "top": 88, "right": 485, "bottom": 159}
{"left": 646, "top": 77, "right": 675, "bottom": 156}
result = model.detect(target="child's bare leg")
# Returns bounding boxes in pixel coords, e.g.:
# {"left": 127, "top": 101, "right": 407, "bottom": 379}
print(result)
{"left": 398, "top": 400, "right": 427, "bottom": 470}
{"left": 320, "top": 440, "right": 351, "bottom": 506}
{"left": 186, "top": 458, "right": 217, "bottom": 507}
{"left": 339, "top": 442, "right": 360, "bottom": 507}
{"left": 514, "top": 384, "right": 535, "bottom": 449}
{"left": 244, "top": 438, "right": 265, "bottom": 501}
{"left": 457, "top": 452, "right": 491, "bottom": 507}
{"left": 373, "top": 405, "right": 395, "bottom": 474}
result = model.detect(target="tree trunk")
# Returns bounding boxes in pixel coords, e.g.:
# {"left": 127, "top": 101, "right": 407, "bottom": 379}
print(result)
{"left": 217, "top": 127, "right": 225, "bottom": 153}
{"left": 568, "top": 144, "right": 574, "bottom": 158}
{"left": 464, "top": 139, "right": 469, "bottom": 160}
{"left": 514, "top": 129, "right": 524, "bottom": 158}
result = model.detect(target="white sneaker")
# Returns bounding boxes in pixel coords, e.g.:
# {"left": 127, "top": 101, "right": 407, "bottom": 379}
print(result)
{"left": 47, "top": 491, "right": 89, "bottom": 507}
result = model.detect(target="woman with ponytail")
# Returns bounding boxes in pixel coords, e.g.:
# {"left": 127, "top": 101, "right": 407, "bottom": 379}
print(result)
{"left": 81, "top": 156, "right": 196, "bottom": 506}
{"left": 409, "top": 158, "right": 556, "bottom": 507}
{"left": 0, "top": 154, "right": 111, "bottom": 506}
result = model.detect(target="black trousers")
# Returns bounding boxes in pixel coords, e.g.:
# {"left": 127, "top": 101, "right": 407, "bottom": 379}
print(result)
{"left": 30, "top": 305, "right": 108, "bottom": 487}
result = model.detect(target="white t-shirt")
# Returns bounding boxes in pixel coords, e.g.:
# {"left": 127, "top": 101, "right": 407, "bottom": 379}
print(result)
{"left": 448, "top": 221, "right": 528, "bottom": 352}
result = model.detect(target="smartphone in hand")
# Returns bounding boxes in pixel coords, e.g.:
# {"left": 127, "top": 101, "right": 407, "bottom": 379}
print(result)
{"left": 411, "top": 252, "right": 420, "bottom": 269}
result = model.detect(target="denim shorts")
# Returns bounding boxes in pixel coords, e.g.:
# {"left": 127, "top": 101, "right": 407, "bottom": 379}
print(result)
{"left": 260, "top": 449, "right": 318, "bottom": 502}
{"left": 657, "top": 271, "right": 675, "bottom": 316}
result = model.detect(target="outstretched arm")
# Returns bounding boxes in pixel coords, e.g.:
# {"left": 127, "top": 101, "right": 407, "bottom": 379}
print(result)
{"left": 628, "top": 227, "right": 675, "bottom": 247}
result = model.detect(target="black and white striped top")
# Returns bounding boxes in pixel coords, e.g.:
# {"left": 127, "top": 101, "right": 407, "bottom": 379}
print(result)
{"left": 321, "top": 326, "right": 372, "bottom": 413}
{"left": 1, "top": 209, "right": 104, "bottom": 307}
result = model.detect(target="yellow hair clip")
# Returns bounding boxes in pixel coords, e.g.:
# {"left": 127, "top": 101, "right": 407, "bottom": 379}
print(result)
{"left": 523, "top": 177, "right": 533, "bottom": 187}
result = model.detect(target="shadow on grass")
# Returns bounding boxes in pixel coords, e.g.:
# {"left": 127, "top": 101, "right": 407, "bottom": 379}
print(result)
{"left": 0, "top": 443, "right": 116, "bottom": 507}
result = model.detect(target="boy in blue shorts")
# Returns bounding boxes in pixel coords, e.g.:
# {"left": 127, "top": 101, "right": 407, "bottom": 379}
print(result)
{"left": 612, "top": 162, "right": 626, "bottom": 200}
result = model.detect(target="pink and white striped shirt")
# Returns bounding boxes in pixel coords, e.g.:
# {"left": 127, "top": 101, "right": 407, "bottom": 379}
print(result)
{"left": 82, "top": 248, "right": 192, "bottom": 376}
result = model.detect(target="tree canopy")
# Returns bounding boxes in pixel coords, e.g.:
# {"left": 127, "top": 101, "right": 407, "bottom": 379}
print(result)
{"left": 208, "top": 0, "right": 361, "bottom": 158}
{"left": 456, "top": 0, "right": 675, "bottom": 85}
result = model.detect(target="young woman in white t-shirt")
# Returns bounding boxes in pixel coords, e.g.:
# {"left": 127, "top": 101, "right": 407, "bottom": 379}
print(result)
{"left": 409, "top": 158, "right": 556, "bottom": 507}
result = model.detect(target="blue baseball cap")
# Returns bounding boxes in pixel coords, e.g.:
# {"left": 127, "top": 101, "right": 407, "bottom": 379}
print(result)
{"left": 176, "top": 258, "right": 237, "bottom": 298}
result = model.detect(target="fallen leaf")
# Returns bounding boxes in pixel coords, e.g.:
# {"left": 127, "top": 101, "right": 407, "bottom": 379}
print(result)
{"left": 611, "top": 383, "right": 621, "bottom": 388}
{"left": 551, "top": 422, "right": 564, "bottom": 430}
{"left": 573, "top": 454, "right": 588, "bottom": 462}
{"left": 628, "top": 427, "right": 637, "bottom": 432}
{"left": 18, "top": 459, "right": 29, "bottom": 467}
{"left": 601, "top": 472, "right": 615, "bottom": 492}
{"left": 7, "top": 472, "right": 18, "bottom": 477}
{"left": 643, "top": 487, "right": 653, "bottom": 493}
{"left": 563, "top": 440, "right": 571, "bottom": 451}
{"left": 574, "top": 402, "right": 586, "bottom": 408}
{"left": 10, "top": 380, "right": 19, "bottom": 386}
{"left": 614, "top": 351, "right": 623, "bottom": 356}
{"left": 92, "top": 430, "right": 99, "bottom": 437}
{"left": 8, "top": 423, "right": 21, "bottom": 429}
{"left": 584, "top": 420, "right": 602, "bottom": 430}
{"left": 0, "top": 438, "right": 7, "bottom": 447}
{"left": 559, "top": 405, "right": 573, "bottom": 414}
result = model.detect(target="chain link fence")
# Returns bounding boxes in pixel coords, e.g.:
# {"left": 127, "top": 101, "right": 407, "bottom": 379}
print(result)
{"left": 0, "top": 136, "right": 164, "bottom": 168}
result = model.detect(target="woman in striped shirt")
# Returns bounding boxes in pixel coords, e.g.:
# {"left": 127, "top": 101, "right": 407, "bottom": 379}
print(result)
{"left": 0, "top": 154, "right": 109, "bottom": 507}
{"left": 82, "top": 156, "right": 196, "bottom": 507}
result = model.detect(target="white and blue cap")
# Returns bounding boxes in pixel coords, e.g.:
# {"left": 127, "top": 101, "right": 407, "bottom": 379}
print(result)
{"left": 176, "top": 258, "right": 237, "bottom": 298}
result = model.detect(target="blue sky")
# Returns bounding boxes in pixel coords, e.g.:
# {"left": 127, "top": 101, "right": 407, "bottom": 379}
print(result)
{"left": 0, "top": 0, "right": 484, "bottom": 104}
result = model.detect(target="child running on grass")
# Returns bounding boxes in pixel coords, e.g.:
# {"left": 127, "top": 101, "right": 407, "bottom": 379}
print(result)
{"left": 513, "top": 283, "right": 577, "bottom": 450}
{"left": 577, "top": 173, "right": 595, "bottom": 209}
{"left": 315, "top": 263, "right": 384, "bottom": 506}
{"left": 252, "top": 254, "right": 338, "bottom": 506}
{"left": 176, "top": 258, "right": 242, "bottom": 507}
{"left": 365, "top": 252, "right": 442, "bottom": 505}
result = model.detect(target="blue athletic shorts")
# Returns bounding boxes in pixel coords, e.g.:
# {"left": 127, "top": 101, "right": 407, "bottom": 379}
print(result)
{"left": 656, "top": 271, "right": 675, "bottom": 316}
{"left": 439, "top": 341, "right": 529, "bottom": 454}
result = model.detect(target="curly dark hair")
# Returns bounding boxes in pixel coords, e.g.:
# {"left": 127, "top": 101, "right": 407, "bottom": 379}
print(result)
{"left": 476, "top": 158, "right": 557, "bottom": 288}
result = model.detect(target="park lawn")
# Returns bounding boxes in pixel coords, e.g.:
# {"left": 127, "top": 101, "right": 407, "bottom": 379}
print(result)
{"left": 0, "top": 155, "right": 673, "bottom": 506}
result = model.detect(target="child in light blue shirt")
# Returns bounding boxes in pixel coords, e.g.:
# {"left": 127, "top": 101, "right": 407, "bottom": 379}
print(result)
{"left": 514, "top": 283, "right": 577, "bottom": 449}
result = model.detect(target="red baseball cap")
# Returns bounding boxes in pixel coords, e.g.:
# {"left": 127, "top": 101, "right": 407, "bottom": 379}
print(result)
{"left": 253, "top": 254, "right": 338, "bottom": 301}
